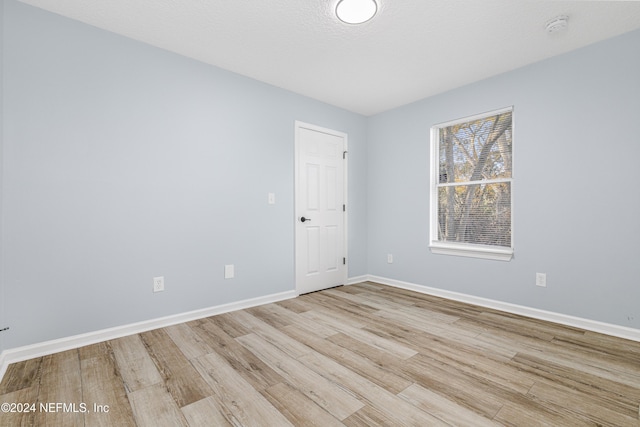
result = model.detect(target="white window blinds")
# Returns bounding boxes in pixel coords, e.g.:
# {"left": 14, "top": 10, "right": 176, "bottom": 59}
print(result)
{"left": 431, "top": 107, "right": 513, "bottom": 260}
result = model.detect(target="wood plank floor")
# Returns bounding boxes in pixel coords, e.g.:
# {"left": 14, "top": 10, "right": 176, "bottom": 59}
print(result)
{"left": 1, "top": 282, "right": 639, "bottom": 426}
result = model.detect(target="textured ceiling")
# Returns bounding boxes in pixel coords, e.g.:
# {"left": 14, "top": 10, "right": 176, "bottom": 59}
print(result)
{"left": 18, "top": 0, "right": 640, "bottom": 116}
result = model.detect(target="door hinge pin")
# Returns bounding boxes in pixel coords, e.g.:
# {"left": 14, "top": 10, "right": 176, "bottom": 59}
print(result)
{"left": 343, "top": 151, "right": 348, "bottom": 159}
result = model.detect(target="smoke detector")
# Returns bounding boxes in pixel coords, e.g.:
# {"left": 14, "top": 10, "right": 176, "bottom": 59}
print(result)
{"left": 545, "top": 15, "right": 569, "bottom": 34}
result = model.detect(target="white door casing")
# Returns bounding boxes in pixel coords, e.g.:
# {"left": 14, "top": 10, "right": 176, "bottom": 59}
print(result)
{"left": 295, "top": 121, "right": 347, "bottom": 294}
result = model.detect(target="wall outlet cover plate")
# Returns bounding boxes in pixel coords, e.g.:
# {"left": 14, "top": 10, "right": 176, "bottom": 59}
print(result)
{"left": 224, "top": 264, "right": 235, "bottom": 279}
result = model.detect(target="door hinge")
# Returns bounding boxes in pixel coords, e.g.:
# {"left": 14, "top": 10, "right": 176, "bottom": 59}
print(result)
{"left": 343, "top": 204, "right": 346, "bottom": 212}
{"left": 343, "top": 257, "right": 346, "bottom": 265}
{"left": 343, "top": 151, "right": 348, "bottom": 159}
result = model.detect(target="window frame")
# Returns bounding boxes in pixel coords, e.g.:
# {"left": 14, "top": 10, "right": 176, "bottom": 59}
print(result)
{"left": 429, "top": 106, "right": 514, "bottom": 261}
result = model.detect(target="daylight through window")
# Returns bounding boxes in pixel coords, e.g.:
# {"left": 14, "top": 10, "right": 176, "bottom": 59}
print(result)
{"left": 430, "top": 107, "right": 513, "bottom": 261}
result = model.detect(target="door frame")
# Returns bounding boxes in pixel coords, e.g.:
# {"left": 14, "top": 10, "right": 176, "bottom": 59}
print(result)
{"left": 294, "top": 121, "right": 348, "bottom": 295}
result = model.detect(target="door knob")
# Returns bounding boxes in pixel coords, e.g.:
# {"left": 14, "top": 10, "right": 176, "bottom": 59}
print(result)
{"left": 300, "top": 217, "right": 311, "bottom": 223}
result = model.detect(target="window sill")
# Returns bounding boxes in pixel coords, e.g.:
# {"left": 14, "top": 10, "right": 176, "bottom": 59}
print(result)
{"left": 430, "top": 242, "right": 513, "bottom": 261}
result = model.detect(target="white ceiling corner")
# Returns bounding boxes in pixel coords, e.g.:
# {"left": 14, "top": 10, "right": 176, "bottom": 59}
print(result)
{"left": 17, "top": 0, "right": 640, "bottom": 116}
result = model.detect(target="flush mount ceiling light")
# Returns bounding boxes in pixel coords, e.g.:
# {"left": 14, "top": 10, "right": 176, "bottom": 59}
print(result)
{"left": 336, "top": 0, "right": 378, "bottom": 24}
{"left": 545, "top": 15, "right": 569, "bottom": 33}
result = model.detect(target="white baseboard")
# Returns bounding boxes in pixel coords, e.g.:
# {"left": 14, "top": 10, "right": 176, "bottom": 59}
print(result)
{"left": 0, "top": 352, "right": 6, "bottom": 386}
{"left": 0, "top": 290, "right": 296, "bottom": 383}
{"left": 3, "top": 276, "right": 639, "bottom": 384}
{"left": 347, "top": 275, "right": 369, "bottom": 285}
{"left": 365, "top": 275, "right": 640, "bottom": 343}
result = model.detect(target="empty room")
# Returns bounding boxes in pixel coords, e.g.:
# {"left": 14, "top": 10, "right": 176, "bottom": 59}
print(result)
{"left": 1, "top": 0, "right": 640, "bottom": 425}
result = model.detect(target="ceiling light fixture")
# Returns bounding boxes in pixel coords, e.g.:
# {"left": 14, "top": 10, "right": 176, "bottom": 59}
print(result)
{"left": 336, "top": 0, "right": 378, "bottom": 24}
{"left": 545, "top": 15, "right": 569, "bottom": 33}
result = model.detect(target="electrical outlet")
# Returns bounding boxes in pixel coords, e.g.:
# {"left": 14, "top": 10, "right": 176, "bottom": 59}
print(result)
{"left": 387, "top": 254, "right": 393, "bottom": 264}
{"left": 153, "top": 276, "right": 164, "bottom": 292}
{"left": 224, "top": 264, "right": 235, "bottom": 279}
{"left": 535, "top": 273, "right": 546, "bottom": 287}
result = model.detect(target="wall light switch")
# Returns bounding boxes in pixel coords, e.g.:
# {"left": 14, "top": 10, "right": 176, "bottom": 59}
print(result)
{"left": 268, "top": 193, "right": 275, "bottom": 205}
{"left": 225, "top": 264, "right": 235, "bottom": 279}
{"left": 536, "top": 273, "right": 547, "bottom": 287}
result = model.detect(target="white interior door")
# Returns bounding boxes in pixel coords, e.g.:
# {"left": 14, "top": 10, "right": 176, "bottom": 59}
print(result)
{"left": 295, "top": 121, "right": 347, "bottom": 294}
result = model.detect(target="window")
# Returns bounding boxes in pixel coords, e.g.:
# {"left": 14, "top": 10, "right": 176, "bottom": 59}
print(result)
{"left": 430, "top": 107, "right": 513, "bottom": 261}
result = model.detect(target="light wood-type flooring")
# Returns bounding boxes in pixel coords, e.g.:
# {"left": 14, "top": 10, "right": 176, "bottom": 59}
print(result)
{"left": 1, "top": 282, "right": 640, "bottom": 426}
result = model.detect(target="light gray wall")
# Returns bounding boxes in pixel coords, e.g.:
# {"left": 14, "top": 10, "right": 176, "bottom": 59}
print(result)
{"left": 0, "top": 0, "right": 6, "bottom": 355}
{"left": 1, "top": 0, "right": 367, "bottom": 349}
{"left": 367, "top": 29, "right": 640, "bottom": 329}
